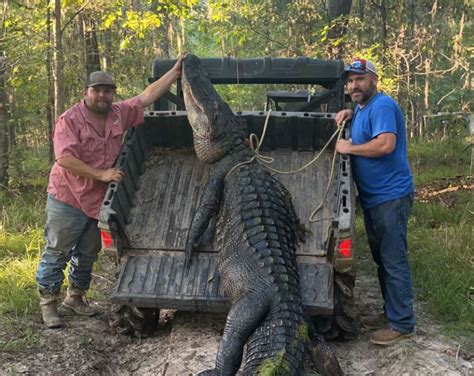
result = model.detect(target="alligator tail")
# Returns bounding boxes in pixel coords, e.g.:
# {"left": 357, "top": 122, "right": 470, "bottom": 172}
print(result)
{"left": 242, "top": 308, "right": 308, "bottom": 375}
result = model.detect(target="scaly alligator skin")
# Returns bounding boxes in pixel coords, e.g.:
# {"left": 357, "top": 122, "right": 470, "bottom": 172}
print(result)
{"left": 182, "top": 54, "right": 343, "bottom": 376}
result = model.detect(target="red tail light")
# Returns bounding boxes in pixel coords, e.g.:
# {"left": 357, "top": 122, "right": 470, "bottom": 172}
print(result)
{"left": 337, "top": 238, "right": 352, "bottom": 258}
{"left": 101, "top": 229, "right": 113, "bottom": 248}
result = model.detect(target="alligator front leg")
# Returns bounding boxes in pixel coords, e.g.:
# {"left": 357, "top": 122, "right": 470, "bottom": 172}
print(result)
{"left": 185, "top": 174, "right": 224, "bottom": 267}
{"left": 199, "top": 292, "right": 270, "bottom": 376}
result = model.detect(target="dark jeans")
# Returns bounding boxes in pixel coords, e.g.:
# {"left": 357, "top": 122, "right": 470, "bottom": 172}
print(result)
{"left": 36, "top": 195, "right": 101, "bottom": 293}
{"left": 363, "top": 193, "right": 415, "bottom": 333}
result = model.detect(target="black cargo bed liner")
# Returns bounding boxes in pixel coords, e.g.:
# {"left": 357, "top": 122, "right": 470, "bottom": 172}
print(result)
{"left": 126, "top": 148, "right": 336, "bottom": 255}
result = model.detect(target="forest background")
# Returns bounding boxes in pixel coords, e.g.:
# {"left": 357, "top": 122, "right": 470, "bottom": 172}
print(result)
{"left": 0, "top": 0, "right": 472, "bottom": 353}
{"left": 0, "top": 0, "right": 471, "bottom": 179}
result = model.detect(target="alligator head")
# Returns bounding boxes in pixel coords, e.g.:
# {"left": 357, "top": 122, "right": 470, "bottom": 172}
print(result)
{"left": 182, "top": 54, "right": 245, "bottom": 163}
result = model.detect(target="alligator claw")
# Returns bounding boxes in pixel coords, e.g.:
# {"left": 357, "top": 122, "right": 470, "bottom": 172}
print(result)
{"left": 184, "top": 235, "right": 202, "bottom": 270}
{"left": 184, "top": 241, "right": 194, "bottom": 270}
{"left": 197, "top": 369, "right": 220, "bottom": 376}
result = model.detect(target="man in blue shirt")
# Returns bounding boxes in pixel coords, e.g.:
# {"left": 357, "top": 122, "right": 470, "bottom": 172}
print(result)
{"left": 335, "top": 58, "right": 415, "bottom": 346}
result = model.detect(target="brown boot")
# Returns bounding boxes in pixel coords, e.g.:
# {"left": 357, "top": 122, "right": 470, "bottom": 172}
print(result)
{"left": 362, "top": 312, "right": 387, "bottom": 330}
{"left": 61, "top": 281, "right": 98, "bottom": 317}
{"left": 38, "top": 290, "right": 62, "bottom": 328}
{"left": 370, "top": 327, "right": 414, "bottom": 346}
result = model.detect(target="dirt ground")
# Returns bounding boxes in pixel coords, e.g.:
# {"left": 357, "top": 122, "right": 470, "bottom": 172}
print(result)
{"left": 1, "top": 177, "right": 473, "bottom": 375}
{"left": 1, "top": 251, "right": 472, "bottom": 376}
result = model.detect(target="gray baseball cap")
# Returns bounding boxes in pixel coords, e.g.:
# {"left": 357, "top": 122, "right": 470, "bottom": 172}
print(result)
{"left": 85, "top": 71, "right": 117, "bottom": 88}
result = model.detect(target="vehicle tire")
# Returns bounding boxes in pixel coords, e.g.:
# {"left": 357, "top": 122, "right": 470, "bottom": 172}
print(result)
{"left": 109, "top": 305, "right": 160, "bottom": 337}
{"left": 314, "top": 271, "right": 358, "bottom": 341}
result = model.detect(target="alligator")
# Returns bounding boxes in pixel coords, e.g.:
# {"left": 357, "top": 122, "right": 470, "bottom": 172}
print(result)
{"left": 182, "top": 54, "right": 343, "bottom": 376}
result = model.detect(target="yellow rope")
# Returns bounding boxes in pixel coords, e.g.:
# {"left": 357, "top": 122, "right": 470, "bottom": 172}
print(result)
{"left": 309, "top": 123, "right": 345, "bottom": 223}
{"left": 249, "top": 112, "right": 346, "bottom": 222}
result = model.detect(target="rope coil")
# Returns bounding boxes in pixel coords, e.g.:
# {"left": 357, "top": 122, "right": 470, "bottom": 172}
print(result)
{"left": 226, "top": 109, "right": 347, "bottom": 223}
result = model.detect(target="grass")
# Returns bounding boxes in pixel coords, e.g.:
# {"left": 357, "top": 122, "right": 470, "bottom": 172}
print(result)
{"left": 409, "top": 191, "right": 473, "bottom": 346}
{"left": 409, "top": 136, "right": 471, "bottom": 184}
{"left": 407, "top": 137, "right": 473, "bottom": 345}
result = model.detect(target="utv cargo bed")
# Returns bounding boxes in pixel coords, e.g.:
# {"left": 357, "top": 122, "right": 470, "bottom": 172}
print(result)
{"left": 99, "top": 111, "right": 354, "bottom": 315}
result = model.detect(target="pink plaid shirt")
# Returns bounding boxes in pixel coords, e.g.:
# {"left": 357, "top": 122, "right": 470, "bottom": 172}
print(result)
{"left": 48, "top": 96, "right": 144, "bottom": 219}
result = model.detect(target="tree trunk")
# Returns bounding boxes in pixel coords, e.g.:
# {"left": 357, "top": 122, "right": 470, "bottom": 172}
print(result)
{"left": 380, "top": 0, "right": 388, "bottom": 59}
{"left": 0, "top": 56, "right": 8, "bottom": 190}
{"left": 357, "top": 0, "right": 365, "bottom": 49}
{"left": 150, "top": 0, "right": 171, "bottom": 59}
{"left": 0, "top": 1, "right": 9, "bottom": 189}
{"left": 328, "top": 0, "right": 352, "bottom": 17}
{"left": 102, "top": 29, "right": 113, "bottom": 70}
{"left": 46, "top": 0, "right": 54, "bottom": 162}
{"left": 81, "top": 11, "right": 101, "bottom": 76}
{"left": 327, "top": 0, "right": 352, "bottom": 59}
{"left": 177, "top": 16, "right": 186, "bottom": 55}
{"left": 422, "top": 58, "right": 431, "bottom": 138}
{"left": 53, "top": 0, "right": 64, "bottom": 120}
{"left": 370, "top": 0, "right": 388, "bottom": 63}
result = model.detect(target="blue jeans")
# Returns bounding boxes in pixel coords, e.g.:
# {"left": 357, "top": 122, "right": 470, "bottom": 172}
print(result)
{"left": 36, "top": 195, "right": 101, "bottom": 293}
{"left": 363, "top": 193, "right": 415, "bottom": 333}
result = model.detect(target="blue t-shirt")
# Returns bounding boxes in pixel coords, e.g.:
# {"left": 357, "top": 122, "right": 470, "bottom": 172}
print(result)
{"left": 350, "top": 93, "right": 414, "bottom": 209}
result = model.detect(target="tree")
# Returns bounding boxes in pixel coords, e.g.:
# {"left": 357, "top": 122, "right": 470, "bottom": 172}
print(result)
{"left": 327, "top": 0, "right": 352, "bottom": 58}
{"left": 0, "top": 1, "right": 8, "bottom": 189}
{"left": 0, "top": 54, "right": 7, "bottom": 190}
{"left": 81, "top": 10, "right": 101, "bottom": 75}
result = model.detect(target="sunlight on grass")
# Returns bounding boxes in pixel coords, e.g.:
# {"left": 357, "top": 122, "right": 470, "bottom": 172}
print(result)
{"left": 0, "top": 229, "right": 44, "bottom": 259}
{"left": 0, "top": 252, "right": 40, "bottom": 317}
{"left": 0, "top": 230, "right": 43, "bottom": 319}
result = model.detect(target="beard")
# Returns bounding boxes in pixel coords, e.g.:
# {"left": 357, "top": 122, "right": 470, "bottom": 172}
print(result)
{"left": 350, "top": 84, "right": 376, "bottom": 105}
{"left": 86, "top": 100, "right": 111, "bottom": 115}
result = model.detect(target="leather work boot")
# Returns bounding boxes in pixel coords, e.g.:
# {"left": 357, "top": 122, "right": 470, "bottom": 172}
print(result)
{"left": 61, "top": 281, "right": 98, "bottom": 317}
{"left": 38, "top": 290, "right": 62, "bottom": 328}
{"left": 370, "top": 327, "right": 414, "bottom": 346}
{"left": 362, "top": 312, "right": 387, "bottom": 330}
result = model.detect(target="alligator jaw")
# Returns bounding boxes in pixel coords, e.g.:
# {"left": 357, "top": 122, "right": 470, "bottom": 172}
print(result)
{"left": 182, "top": 54, "right": 245, "bottom": 163}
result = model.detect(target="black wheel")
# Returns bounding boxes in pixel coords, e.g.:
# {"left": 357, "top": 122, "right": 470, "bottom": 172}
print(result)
{"left": 109, "top": 305, "right": 160, "bottom": 337}
{"left": 314, "top": 271, "right": 358, "bottom": 341}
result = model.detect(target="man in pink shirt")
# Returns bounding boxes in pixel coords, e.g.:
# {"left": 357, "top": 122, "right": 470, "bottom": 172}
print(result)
{"left": 36, "top": 58, "right": 183, "bottom": 328}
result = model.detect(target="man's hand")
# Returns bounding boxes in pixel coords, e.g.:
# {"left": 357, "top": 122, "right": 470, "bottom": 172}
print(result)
{"left": 335, "top": 109, "right": 354, "bottom": 127}
{"left": 336, "top": 133, "right": 396, "bottom": 157}
{"left": 336, "top": 139, "right": 353, "bottom": 154}
{"left": 99, "top": 168, "right": 124, "bottom": 183}
{"left": 171, "top": 55, "right": 184, "bottom": 79}
{"left": 139, "top": 55, "right": 185, "bottom": 107}
{"left": 58, "top": 156, "right": 124, "bottom": 182}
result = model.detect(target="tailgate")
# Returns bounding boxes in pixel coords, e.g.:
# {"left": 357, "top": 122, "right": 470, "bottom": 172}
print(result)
{"left": 112, "top": 252, "right": 333, "bottom": 315}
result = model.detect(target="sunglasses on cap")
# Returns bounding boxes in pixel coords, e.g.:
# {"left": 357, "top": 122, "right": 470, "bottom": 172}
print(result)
{"left": 344, "top": 58, "right": 378, "bottom": 76}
